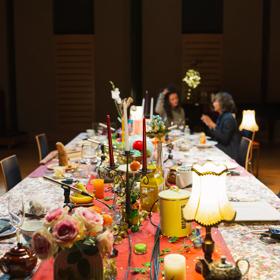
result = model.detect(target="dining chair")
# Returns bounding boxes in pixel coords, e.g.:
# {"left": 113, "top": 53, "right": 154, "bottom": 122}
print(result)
{"left": 240, "top": 129, "right": 254, "bottom": 141}
{"left": 240, "top": 129, "right": 260, "bottom": 177}
{"left": 35, "top": 133, "right": 49, "bottom": 162}
{"left": 237, "top": 137, "right": 253, "bottom": 171}
{"left": 0, "top": 155, "right": 22, "bottom": 192}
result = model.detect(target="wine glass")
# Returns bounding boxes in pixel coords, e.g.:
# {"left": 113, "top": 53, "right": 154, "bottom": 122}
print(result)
{"left": 8, "top": 196, "right": 25, "bottom": 244}
{"left": 81, "top": 143, "right": 97, "bottom": 177}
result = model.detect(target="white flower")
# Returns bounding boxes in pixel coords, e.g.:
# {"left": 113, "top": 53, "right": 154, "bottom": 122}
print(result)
{"left": 111, "top": 88, "right": 120, "bottom": 101}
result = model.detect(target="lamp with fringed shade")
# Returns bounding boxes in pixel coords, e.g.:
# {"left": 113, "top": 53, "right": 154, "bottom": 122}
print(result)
{"left": 239, "top": 110, "right": 259, "bottom": 133}
{"left": 183, "top": 161, "right": 236, "bottom": 266}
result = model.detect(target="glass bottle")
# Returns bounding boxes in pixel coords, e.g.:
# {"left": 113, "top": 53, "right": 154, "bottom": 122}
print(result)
{"left": 140, "top": 164, "right": 164, "bottom": 213}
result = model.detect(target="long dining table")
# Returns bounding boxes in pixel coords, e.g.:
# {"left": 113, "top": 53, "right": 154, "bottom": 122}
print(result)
{"left": 0, "top": 132, "right": 280, "bottom": 280}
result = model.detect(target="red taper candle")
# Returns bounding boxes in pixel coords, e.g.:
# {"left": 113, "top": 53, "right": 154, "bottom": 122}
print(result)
{"left": 142, "top": 117, "right": 147, "bottom": 170}
{"left": 106, "top": 115, "right": 114, "bottom": 167}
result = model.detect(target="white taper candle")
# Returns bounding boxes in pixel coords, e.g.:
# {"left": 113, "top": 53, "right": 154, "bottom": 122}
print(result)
{"left": 150, "top": 97, "right": 154, "bottom": 119}
{"left": 123, "top": 100, "right": 130, "bottom": 151}
{"left": 141, "top": 98, "right": 145, "bottom": 118}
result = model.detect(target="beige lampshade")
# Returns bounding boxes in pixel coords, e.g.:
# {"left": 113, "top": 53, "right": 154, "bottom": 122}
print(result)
{"left": 239, "top": 110, "right": 259, "bottom": 132}
{"left": 183, "top": 162, "right": 236, "bottom": 226}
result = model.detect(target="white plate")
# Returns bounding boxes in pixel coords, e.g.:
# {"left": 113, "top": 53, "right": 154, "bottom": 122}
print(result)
{"left": 195, "top": 141, "right": 217, "bottom": 148}
{"left": 0, "top": 218, "right": 16, "bottom": 238}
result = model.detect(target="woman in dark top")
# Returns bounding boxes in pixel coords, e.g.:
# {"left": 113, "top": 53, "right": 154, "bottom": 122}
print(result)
{"left": 201, "top": 92, "right": 241, "bottom": 160}
{"left": 155, "top": 85, "right": 185, "bottom": 127}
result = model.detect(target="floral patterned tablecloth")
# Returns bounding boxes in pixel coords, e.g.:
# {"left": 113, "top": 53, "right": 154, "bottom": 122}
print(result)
{"left": 0, "top": 133, "right": 279, "bottom": 280}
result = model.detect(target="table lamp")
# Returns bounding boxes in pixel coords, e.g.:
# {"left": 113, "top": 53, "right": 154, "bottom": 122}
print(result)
{"left": 239, "top": 110, "right": 259, "bottom": 140}
{"left": 183, "top": 161, "right": 236, "bottom": 264}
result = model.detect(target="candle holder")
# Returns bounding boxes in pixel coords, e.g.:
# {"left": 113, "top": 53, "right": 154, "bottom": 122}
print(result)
{"left": 123, "top": 151, "right": 133, "bottom": 225}
{"left": 115, "top": 150, "right": 143, "bottom": 230}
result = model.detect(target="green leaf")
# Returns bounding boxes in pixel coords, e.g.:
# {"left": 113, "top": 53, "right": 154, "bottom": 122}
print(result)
{"left": 82, "top": 237, "right": 96, "bottom": 247}
{"left": 104, "top": 196, "right": 113, "bottom": 201}
{"left": 160, "top": 248, "right": 171, "bottom": 256}
{"left": 130, "top": 224, "right": 139, "bottom": 232}
{"left": 83, "top": 245, "right": 98, "bottom": 256}
{"left": 143, "top": 262, "right": 151, "bottom": 267}
{"left": 158, "top": 258, "right": 164, "bottom": 263}
{"left": 168, "top": 236, "right": 179, "bottom": 243}
{"left": 132, "top": 267, "right": 147, "bottom": 274}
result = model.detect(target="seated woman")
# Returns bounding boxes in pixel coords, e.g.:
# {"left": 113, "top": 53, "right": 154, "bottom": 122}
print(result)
{"left": 201, "top": 92, "right": 241, "bottom": 160}
{"left": 155, "top": 85, "right": 185, "bottom": 127}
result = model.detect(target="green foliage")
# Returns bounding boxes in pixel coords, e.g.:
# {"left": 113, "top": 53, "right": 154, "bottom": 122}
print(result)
{"left": 168, "top": 236, "right": 179, "bottom": 243}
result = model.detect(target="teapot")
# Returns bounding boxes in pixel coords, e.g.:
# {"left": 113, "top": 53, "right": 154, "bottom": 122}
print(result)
{"left": 0, "top": 243, "right": 37, "bottom": 277}
{"left": 199, "top": 256, "right": 250, "bottom": 280}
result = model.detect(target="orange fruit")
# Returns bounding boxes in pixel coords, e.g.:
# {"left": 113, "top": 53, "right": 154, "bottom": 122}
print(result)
{"left": 130, "top": 160, "right": 141, "bottom": 172}
{"left": 103, "top": 214, "right": 113, "bottom": 226}
{"left": 89, "top": 205, "right": 102, "bottom": 214}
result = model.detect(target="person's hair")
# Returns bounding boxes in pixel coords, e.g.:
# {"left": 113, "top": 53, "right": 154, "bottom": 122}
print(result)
{"left": 163, "top": 87, "right": 181, "bottom": 120}
{"left": 213, "top": 92, "right": 236, "bottom": 113}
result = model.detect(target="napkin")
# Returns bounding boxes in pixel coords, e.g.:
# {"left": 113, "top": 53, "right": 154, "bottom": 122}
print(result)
{"left": 40, "top": 150, "right": 58, "bottom": 165}
{"left": 0, "top": 219, "right": 12, "bottom": 234}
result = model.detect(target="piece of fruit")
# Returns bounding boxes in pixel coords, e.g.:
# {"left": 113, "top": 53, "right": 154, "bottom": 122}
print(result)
{"left": 70, "top": 194, "right": 93, "bottom": 204}
{"left": 200, "top": 132, "right": 207, "bottom": 145}
{"left": 132, "top": 140, "right": 143, "bottom": 151}
{"left": 103, "top": 214, "right": 113, "bottom": 226}
{"left": 75, "top": 182, "right": 87, "bottom": 192}
{"left": 130, "top": 160, "right": 141, "bottom": 172}
{"left": 89, "top": 205, "right": 102, "bottom": 214}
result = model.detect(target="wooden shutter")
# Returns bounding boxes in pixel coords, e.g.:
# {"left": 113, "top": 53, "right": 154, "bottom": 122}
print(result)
{"left": 182, "top": 34, "right": 223, "bottom": 96}
{"left": 55, "top": 35, "right": 95, "bottom": 132}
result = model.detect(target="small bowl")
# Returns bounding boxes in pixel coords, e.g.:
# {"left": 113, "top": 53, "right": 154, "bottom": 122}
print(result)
{"left": 21, "top": 220, "right": 44, "bottom": 242}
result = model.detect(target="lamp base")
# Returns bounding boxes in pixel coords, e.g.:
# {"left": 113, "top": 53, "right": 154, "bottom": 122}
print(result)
{"left": 195, "top": 226, "right": 215, "bottom": 274}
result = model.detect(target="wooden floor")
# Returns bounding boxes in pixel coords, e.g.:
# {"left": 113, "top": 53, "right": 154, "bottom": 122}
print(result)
{"left": 0, "top": 141, "right": 280, "bottom": 195}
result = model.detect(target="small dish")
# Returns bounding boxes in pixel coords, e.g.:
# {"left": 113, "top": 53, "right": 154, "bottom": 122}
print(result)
{"left": 0, "top": 218, "right": 16, "bottom": 238}
{"left": 21, "top": 220, "right": 44, "bottom": 242}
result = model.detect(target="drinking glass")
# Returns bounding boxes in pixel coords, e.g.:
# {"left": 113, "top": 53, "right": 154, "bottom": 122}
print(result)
{"left": 81, "top": 143, "right": 98, "bottom": 177}
{"left": 8, "top": 196, "right": 25, "bottom": 244}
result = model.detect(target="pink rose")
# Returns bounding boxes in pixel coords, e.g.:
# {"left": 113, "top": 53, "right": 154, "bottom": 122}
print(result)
{"left": 97, "top": 230, "right": 114, "bottom": 257}
{"left": 74, "top": 208, "right": 103, "bottom": 234}
{"left": 32, "top": 229, "right": 57, "bottom": 259}
{"left": 45, "top": 208, "right": 64, "bottom": 226}
{"left": 52, "top": 218, "right": 79, "bottom": 247}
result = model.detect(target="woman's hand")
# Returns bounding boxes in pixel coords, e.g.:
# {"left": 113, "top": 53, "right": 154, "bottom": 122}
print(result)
{"left": 201, "top": 114, "right": 216, "bottom": 129}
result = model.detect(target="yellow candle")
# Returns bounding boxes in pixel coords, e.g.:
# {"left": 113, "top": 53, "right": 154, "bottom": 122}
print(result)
{"left": 164, "top": 254, "right": 186, "bottom": 280}
{"left": 92, "top": 179, "right": 105, "bottom": 199}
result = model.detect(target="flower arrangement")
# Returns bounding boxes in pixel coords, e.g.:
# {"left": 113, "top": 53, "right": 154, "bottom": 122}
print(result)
{"left": 109, "top": 81, "right": 133, "bottom": 119}
{"left": 32, "top": 207, "right": 113, "bottom": 260}
{"left": 182, "top": 69, "right": 201, "bottom": 89}
{"left": 147, "top": 115, "right": 167, "bottom": 139}
{"left": 182, "top": 69, "right": 201, "bottom": 102}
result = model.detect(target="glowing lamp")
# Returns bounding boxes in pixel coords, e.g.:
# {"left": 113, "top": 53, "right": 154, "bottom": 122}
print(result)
{"left": 183, "top": 161, "right": 236, "bottom": 264}
{"left": 239, "top": 110, "right": 259, "bottom": 132}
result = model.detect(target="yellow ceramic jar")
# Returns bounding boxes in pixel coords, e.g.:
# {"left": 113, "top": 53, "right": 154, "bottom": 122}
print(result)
{"left": 159, "top": 188, "right": 192, "bottom": 237}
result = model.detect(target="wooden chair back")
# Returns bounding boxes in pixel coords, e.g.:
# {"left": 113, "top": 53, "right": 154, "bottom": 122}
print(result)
{"left": 35, "top": 133, "right": 49, "bottom": 162}
{"left": 0, "top": 155, "right": 22, "bottom": 192}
